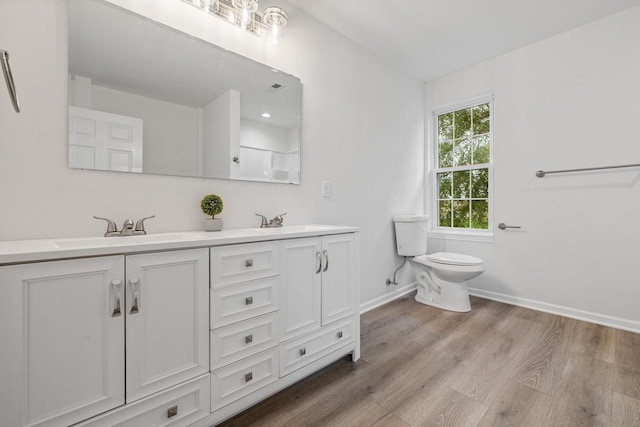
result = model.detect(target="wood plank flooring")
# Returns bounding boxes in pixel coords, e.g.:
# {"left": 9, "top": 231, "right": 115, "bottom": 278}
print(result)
{"left": 217, "top": 293, "right": 640, "bottom": 426}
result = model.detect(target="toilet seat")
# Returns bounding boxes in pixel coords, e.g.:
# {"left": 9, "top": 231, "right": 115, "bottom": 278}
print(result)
{"left": 414, "top": 252, "right": 483, "bottom": 266}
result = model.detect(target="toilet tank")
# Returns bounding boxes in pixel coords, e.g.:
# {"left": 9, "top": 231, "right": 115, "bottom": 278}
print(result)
{"left": 393, "top": 215, "right": 428, "bottom": 256}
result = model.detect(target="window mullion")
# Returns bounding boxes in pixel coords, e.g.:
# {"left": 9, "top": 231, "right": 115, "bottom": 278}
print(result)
{"left": 468, "top": 170, "right": 472, "bottom": 227}
{"left": 434, "top": 163, "right": 489, "bottom": 174}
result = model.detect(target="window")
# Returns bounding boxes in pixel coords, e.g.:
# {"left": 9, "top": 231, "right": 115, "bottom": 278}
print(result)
{"left": 433, "top": 100, "right": 492, "bottom": 231}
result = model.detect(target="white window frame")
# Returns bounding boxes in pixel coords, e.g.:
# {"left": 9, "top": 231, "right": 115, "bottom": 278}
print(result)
{"left": 428, "top": 93, "right": 495, "bottom": 243}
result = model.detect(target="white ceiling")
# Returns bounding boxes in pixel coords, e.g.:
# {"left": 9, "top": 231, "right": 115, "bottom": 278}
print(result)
{"left": 287, "top": 0, "right": 640, "bottom": 81}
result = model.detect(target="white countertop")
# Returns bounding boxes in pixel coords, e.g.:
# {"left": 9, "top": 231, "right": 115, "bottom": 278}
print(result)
{"left": 0, "top": 225, "right": 359, "bottom": 265}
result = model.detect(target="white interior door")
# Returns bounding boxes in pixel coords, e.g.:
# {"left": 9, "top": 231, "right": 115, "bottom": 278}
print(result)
{"left": 125, "top": 249, "right": 209, "bottom": 402}
{"left": 69, "top": 106, "right": 143, "bottom": 172}
{"left": 0, "top": 256, "right": 125, "bottom": 427}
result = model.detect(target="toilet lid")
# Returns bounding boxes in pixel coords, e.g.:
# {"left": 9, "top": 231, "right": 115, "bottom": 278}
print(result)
{"left": 425, "top": 252, "right": 483, "bottom": 266}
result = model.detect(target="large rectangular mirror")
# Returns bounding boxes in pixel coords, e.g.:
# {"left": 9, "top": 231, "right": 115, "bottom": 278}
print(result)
{"left": 67, "top": 0, "right": 301, "bottom": 184}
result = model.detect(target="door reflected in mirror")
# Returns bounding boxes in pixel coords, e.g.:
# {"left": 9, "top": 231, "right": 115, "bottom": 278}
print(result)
{"left": 67, "top": 0, "right": 301, "bottom": 184}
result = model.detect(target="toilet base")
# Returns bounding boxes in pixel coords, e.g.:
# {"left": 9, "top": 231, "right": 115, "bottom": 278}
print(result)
{"left": 414, "top": 273, "right": 472, "bottom": 312}
{"left": 415, "top": 293, "right": 471, "bottom": 312}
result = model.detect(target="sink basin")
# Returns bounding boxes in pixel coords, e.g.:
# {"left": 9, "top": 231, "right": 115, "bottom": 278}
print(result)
{"left": 243, "top": 225, "right": 338, "bottom": 234}
{"left": 53, "top": 232, "right": 207, "bottom": 249}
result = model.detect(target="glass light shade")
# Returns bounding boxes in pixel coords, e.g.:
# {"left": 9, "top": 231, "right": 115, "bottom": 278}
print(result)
{"left": 232, "top": 0, "right": 258, "bottom": 28}
{"left": 202, "top": 0, "right": 218, "bottom": 13}
{"left": 263, "top": 6, "right": 287, "bottom": 44}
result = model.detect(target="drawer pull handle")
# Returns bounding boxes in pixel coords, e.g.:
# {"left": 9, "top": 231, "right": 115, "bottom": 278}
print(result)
{"left": 245, "top": 372, "right": 253, "bottom": 382}
{"left": 245, "top": 259, "right": 253, "bottom": 268}
{"left": 245, "top": 296, "right": 254, "bottom": 305}
{"left": 315, "top": 251, "right": 322, "bottom": 274}
{"left": 337, "top": 331, "right": 343, "bottom": 339}
{"left": 299, "top": 347, "right": 306, "bottom": 356}
{"left": 322, "top": 250, "right": 329, "bottom": 272}
{"left": 129, "top": 279, "right": 140, "bottom": 314}
{"left": 245, "top": 334, "right": 253, "bottom": 344}
{"left": 111, "top": 280, "right": 122, "bottom": 317}
{"left": 167, "top": 405, "right": 178, "bottom": 418}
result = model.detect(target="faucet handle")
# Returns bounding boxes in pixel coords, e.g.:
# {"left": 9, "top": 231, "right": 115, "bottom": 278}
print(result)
{"left": 255, "top": 213, "right": 268, "bottom": 227}
{"left": 134, "top": 215, "right": 156, "bottom": 233}
{"left": 273, "top": 213, "right": 287, "bottom": 225}
{"left": 94, "top": 216, "right": 118, "bottom": 233}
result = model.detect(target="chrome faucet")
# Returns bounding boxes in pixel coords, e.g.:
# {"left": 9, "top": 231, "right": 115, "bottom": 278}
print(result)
{"left": 120, "top": 219, "right": 135, "bottom": 236}
{"left": 255, "top": 213, "right": 287, "bottom": 228}
{"left": 94, "top": 215, "right": 155, "bottom": 237}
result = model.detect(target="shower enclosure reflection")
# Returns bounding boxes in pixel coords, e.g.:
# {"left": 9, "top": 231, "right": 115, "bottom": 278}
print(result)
{"left": 67, "top": 0, "right": 301, "bottom": 184}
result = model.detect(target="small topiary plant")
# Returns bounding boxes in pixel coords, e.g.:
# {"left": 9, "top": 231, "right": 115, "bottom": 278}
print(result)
{"left": 201, "top": 194, "right": 224, "bottom": 219}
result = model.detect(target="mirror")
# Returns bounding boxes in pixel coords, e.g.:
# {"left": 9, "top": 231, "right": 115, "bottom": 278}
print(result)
{"left": 67, "top": 0, "right": 301, "bottom": 184}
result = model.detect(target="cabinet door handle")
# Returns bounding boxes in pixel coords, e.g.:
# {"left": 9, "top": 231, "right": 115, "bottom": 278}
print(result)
{"left": 245, "top": 258, "right": 253, "bottom": 268}
{"left": 245, "top": 334, "right": 253, "bottom": 344}
{"left": 245, "top": 296, "right": 253, "bottom": 305}
{"left": 129, "top": 279, "right": 140, "bottom": 314}
{"left": 245, "top": 372, "right": 253, "bottom": 382}
{"left": 167, "top": 405, "right": 178, "bottom": 418}
{"left": 337, "top": 331, "right": 343, "bottom": 339}
{"left": 322, "top": 250, "right": 329, "bottom": 272}
{"left": 299, "top": 347, "right": 306, "bottom": 356}
{"left": 111, "top": 280, "right": 122, "bottom": 317}
{"left": 315, "top": 251, "right": 322, "bottom": 274}
{"left": 1, "top": 50, "right": 20, "bottom": 113}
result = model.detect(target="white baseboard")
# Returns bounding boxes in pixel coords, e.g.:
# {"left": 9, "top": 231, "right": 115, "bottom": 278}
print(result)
{"left": 360, "top": 282, "right": 417, "bottom": 314}
{"left": 468, "top": 287, "right": 640, "bottom": 334}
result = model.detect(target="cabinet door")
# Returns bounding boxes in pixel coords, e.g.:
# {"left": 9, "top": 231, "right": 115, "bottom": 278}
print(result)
{"left": 279, "top": 237, "right": 321, "bottom": 341}
{"left": 321, "top": 234, "right": 356, "bottom": 325}
{"left": 125, "top": 249, "right": 209, "bottom": 402}
{"left": 0, "top": 256, "right": 125, "bottom": 427}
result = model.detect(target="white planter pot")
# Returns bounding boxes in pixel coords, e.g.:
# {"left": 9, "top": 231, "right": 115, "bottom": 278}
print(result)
{"left": 203, "top": 218, "right": 223, "bottom": 232}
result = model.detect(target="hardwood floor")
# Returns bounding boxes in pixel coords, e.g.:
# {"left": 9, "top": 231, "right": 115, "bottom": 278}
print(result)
{"left": 217, "top": 293, "right": 640, "bottom": 426}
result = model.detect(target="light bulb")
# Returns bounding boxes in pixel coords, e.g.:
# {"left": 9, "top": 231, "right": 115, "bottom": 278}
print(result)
{"left": 203, "top": 0, "right": 218, "bottom": 13}
{"left": 231, "top": 0, "right": 258, "bottom": 29}
{"left": 242, "top": 7, "right": 249, "bottom": 28}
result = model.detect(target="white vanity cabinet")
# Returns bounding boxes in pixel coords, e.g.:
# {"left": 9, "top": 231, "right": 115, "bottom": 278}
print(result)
{"left": 209, "top": 242, "right": 281, "bottom": 411}
{"left": 125, "top": 249, "right": 209, "bottom": 402}
{"left": 280, "top": 234, "right": 357, "bottom": 341}
{"left": 0, "top": 225, "right": 359, "bottom": 427}
{"left": 279, "top": 234, "right": 357, "bottom": 376}
{"left": 0, "top": 248, "right": 210, "bottom": 427}
{"left": 0, "top": 256, "right": 125, "bottom": 427}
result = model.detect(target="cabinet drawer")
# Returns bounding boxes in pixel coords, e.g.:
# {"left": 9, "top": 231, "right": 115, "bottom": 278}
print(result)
{"left": 211, "top": 242, "right": 279, "bottom": 287}
{"left": 280, "top": 317, "right": 355, "bottom": 376}
{"left": 210, "top": 276, "right": 279, "bottom": 328}
{"left": 211, "top": 312, "right": 279, "bottom": 370}
{"left": 78, "top": 374, "right": 210, "bottom": 427}
{"left": 211, "top": 348, "right": 279, "bottom": 411}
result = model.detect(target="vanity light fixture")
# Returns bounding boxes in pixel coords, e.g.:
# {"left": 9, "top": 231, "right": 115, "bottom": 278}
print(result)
{"left": 232, "top": 0, "right": 258, "bottom": 29}
{"left": 184, "top": 0, "right": 288, "bottom": 44}
{"left": 263, "top": 7, "right": 288, "bottom": 45}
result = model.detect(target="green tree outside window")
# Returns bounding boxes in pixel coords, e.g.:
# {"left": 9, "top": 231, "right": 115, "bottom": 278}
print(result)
{"left": 436, "top": 102, "right": 491, "bottom": 230}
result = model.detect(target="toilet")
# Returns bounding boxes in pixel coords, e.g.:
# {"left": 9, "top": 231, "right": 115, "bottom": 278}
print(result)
{"left": 393, "top": 215, "right": 485, "bottom": 312}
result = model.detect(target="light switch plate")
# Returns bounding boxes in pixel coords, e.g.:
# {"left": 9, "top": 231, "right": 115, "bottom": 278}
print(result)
{"left": 322, "top": 181, "right": 331, "bottom": 197}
